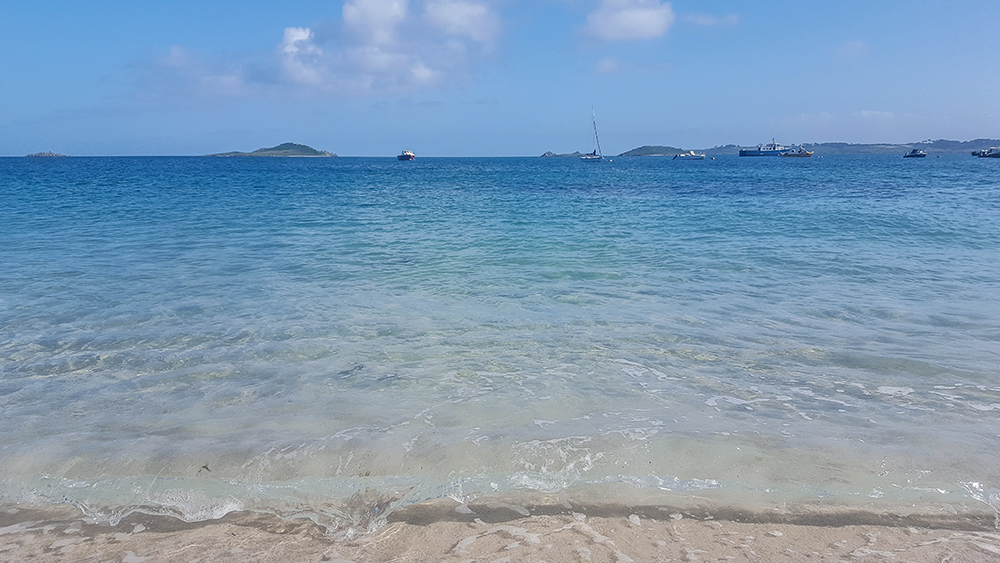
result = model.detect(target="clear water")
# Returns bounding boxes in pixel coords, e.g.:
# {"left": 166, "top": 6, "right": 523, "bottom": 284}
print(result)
{"left": 2, "top": 155, "right": 999, "bottom": 529}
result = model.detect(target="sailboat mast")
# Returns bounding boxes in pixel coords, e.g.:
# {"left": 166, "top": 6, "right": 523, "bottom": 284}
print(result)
{"left": 592, "top": 107, "right": 603, "bottom": 157}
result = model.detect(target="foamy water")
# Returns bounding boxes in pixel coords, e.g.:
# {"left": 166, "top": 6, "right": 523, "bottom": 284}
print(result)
{"left": 2, "top": 155, "right": 999, "bottom": 530}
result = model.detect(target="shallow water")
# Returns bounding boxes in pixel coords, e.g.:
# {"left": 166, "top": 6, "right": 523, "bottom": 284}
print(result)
{"left": 1, "top": 155, "right": 999, "bottom": 529}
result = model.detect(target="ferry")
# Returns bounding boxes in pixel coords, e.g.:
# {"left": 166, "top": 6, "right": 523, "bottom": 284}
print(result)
{"left": 903, "top": 149, "right": 927, "bottom": 158}
{"left": 397, "top": 150, "right": 415, "bottom": 161}
{"left": 739, "top": 139, "right": 789, "bottom": 156}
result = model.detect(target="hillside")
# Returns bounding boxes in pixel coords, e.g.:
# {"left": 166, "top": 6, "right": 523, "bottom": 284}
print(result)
{"left": 626, "top": 139, "right": 1000, "bottom": 156}
{"left": 799, "top": 139, "right": 1000, "bottom": 155}
{"left": 208, "top": 143, "right": 336, "bottom": 157}
{"left": 617, "top": 145, "right": 686, "bottom": 157}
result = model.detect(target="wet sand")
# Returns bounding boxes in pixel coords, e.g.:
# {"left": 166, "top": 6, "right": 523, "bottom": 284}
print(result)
{"left": 2, "top": 498, "right": 998, "bottom": 562}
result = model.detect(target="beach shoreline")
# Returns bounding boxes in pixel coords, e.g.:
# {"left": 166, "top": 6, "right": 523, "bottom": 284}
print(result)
{"left": 2, "top": 495, "right": 998, "bottom": 562}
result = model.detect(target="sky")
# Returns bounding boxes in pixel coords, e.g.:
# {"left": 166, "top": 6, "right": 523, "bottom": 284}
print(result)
{"left": 2, "top": 0, "right": 999, "bottom": 156}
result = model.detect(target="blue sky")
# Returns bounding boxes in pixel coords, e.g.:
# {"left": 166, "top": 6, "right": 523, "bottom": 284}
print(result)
{"left": 2, "top": 1, "right": 998, "bottom": 156}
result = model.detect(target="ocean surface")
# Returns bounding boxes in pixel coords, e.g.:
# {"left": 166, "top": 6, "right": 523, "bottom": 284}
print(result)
{"left": 2, "top": 155, "right": 999, "bottom": 532}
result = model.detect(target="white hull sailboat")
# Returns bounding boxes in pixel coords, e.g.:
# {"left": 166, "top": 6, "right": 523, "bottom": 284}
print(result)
{"left": 581, "top": 108, "right": 604, "bottom": 161}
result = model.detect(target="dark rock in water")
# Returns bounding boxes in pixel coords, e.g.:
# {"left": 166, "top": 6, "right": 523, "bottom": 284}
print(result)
{"left": 26, "top": 151, "right": 68, "bottom": 157}
{"left": 208, "top": 142, "right": 337, "bottom": 157}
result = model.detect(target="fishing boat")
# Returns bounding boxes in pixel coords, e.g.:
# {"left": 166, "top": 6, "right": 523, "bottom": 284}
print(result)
{"left": 739, "top": 139, "right": 789, "bottom": 156}
{"left": 397, "top": 150, "right": 415, "bottom": 161}
{"left": 781, "top": 145, "right": 813, "bottom": 157}
{"left": 673, "top": 151, "right": 706, "bottom": 160}
{"left": 581, "top": 108, "right": 604, "bottom": 161}
{"left": 903, "top": 149, "right": 927, "bottom": 158}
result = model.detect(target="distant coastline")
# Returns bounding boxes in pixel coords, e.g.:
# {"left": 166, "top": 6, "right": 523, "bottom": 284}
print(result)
{"left": 540, "top": 138, "right": 1000, "bottom": 158}
{"left": 540, "top": 151, "right": 585, "bottom": 158}
{"left": 207, "top": 142, "right": 336, "bottom": 157}
{"left": 26, "top": 151, "right": 68, "bottom": 157}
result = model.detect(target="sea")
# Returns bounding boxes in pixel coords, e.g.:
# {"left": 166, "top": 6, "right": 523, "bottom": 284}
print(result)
{"left": 2, "top": 154, "right": 999, "bottom": 534}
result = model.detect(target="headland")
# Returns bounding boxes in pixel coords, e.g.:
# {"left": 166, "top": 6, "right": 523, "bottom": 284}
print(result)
{"left": 208, "top": 142, "right": 337, "bottom": 157}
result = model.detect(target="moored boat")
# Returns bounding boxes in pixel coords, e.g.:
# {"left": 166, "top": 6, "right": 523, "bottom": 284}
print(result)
{"left": 397, "top": 150, "right": 415, "bottom": 161}
{"left": 903, "top": 149, "right": 927, "bottom": 158}
{"left": 739, "top": 139, "right": 789, "bottom": 156}
{"left": 673, "top": 150, "right": 706, "bottom": 160}
{"left": 581, "top": 107, "right": 604, "bottom": 162}
{"left": 781, "top": 145, "right": 813, "bottom": 157}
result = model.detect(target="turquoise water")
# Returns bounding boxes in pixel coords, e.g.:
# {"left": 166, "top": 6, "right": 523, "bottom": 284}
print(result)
{"left": 2, "top": 155, "right": 999, "bottom": 529}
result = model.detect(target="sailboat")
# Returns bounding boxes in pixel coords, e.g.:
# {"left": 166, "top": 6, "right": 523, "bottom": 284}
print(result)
{"left": 581, "top": 107, "right": 604, "bottom": 161}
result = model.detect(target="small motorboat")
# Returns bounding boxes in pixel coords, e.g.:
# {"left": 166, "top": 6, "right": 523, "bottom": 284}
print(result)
{"left": 398, "top": 150, "right": 415, "bottom": 161}
{"left": 903, "top": 149, "right": 927, "bottom": 158}
{"left": 781, "top": 145, "right": 813, "bottom": 157}
{"left": 977, "top": 147, "right": 1000, "bottom": 158}
{"left": 673, "top": 151, "right": 706, "bottom": 160}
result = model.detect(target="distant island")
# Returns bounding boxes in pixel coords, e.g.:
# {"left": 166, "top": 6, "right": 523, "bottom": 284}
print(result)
{"left": 614, "top": 139, "right": 1000, "bottom": 157}
{"left": 208, "top": 143, "right": 336, "bottom": 157}
{"left": 618, "top": 145, "right": 685, "bottom": 157}
{"left": 541, "top": 151, "right": 585, "bottom": 158}
{"left": 26, "top": 151, "right": 68, "bottom": 157}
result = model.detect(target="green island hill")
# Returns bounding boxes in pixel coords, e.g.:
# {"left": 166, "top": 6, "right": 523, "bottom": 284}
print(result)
{"left": 208, "top": 143, "right": 336, "bottom": 157}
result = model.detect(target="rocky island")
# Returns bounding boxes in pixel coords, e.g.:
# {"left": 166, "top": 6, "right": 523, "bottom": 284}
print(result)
{"left": 540, "top": 151, "right": 585, "bottom": 157}
{"left": 208, "top": 143, "right": 336, "bottom": 157}
{"left": 26, "top": 151, "right": 68, "bottom": 157}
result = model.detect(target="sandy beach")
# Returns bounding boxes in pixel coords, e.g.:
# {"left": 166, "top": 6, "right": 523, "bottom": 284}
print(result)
{"left": 3, "top": 497, "right": 998, "bottom": 563}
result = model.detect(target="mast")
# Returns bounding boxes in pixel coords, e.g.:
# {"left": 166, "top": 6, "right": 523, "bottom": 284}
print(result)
{"left": 592, "top": 107, "right": 603, "bottom": 157}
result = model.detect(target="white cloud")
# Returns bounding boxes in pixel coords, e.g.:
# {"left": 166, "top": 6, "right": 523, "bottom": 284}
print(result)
{"left": 426, "top": 0, "right": 500, "bottom": 45}
{"left": 280, "top": 27, "right": 324, "bottom": 84}
{"left": 585, "top": 0, "right": 676, "bottom": 41}
{"left": 343, "top": 0, "right": 409, "bottom": 46}
{"left": 142, "top": 0, "right": 503, "bottom": 99}
{"left": 683, "top": 13, "right": 739, "bottom": 27}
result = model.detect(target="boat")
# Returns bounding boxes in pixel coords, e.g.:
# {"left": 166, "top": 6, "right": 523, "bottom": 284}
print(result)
{"left": 397, "top": 150, "right": 415, "bottom": 161}
{"left": 976, "top": 147, "right": 1000, "bottom": 158}
{"left": 581, "top": 108, "right": 604, "bottom": 161}
{"left": 739, "top": 139, "right": 789, "bottom": 156}
{"left": 673, "top": 151, "right": 706, "bottom": 160}
{"left": 972, "top": 149, "right": 988, "bottom": 157}
{"left": 903, "top": 149, "right": 927, "bottom": 158}
{"left": 781, "top": 145, "right": 813, "bottom": 157}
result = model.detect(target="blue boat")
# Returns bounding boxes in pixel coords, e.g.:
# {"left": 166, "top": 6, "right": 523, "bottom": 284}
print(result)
{"left": 739, "top": 139, "right": 789, "bottom": 156}
{"left": 903, "top": 149, "right": 926, "bottom": 158}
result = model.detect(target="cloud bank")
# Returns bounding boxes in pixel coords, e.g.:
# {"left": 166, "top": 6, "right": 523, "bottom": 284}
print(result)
{"left": 585, "top": 0, "right": 676, "bottom": 41}
{"left": 145, "top": 0, "right": 501, "bottom": 100}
